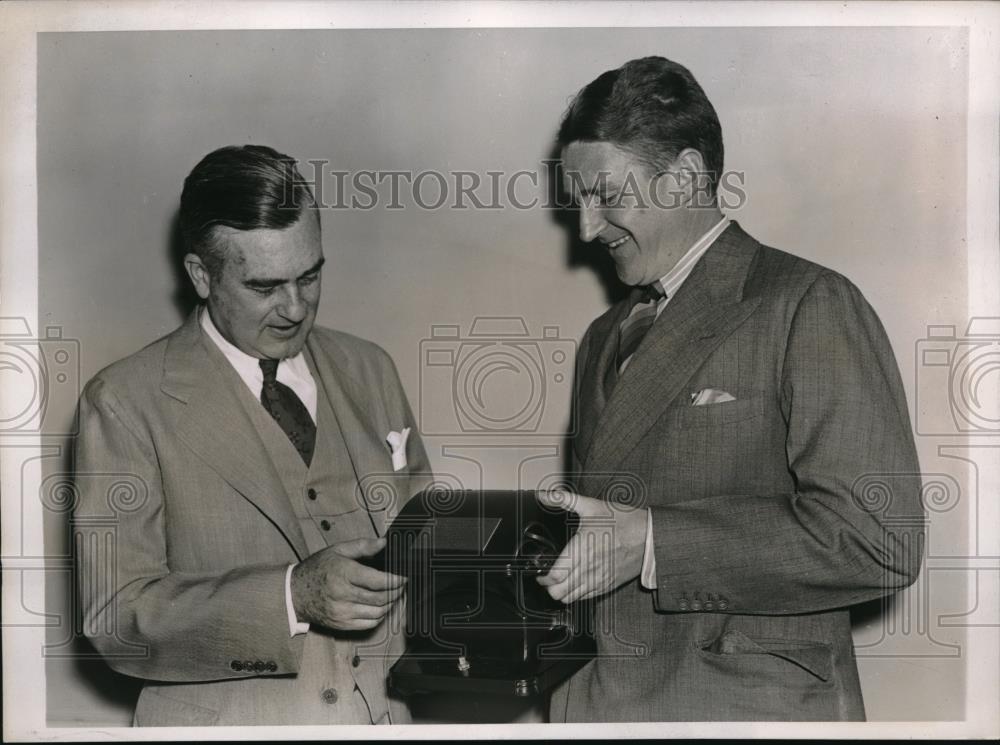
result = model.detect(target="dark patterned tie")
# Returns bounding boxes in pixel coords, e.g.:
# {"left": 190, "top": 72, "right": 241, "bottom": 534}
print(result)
{"left": 616, "top": 280, "right": 667, "bottom": 373}
{"left": 259, "top": 358, "right": 315, "bottom": 466}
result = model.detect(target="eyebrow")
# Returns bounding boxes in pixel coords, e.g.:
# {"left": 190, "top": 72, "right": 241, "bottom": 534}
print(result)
{"left": 564, "top": 176, "right": 621, "bottom": 198}
{"left": 243, "top": 257, "right": 325, "bottom": 289}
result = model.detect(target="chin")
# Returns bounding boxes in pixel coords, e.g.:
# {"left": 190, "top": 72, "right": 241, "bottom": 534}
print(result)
{"left": 615, "top": 267, "right": 642, "bottom": 287}
{"left": 280, "top": 339, "right": 308, "bottom": 359}
{"left": 261, "top": 337, "right": 304, "bottom": 360}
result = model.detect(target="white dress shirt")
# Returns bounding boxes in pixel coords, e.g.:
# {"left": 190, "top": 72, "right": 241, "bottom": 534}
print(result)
{"left": 637, "top": 216, "right": 731, "bottom": 590}
{"left": 199, "top": 307, "right": 313, "bottom": 636}
{"left": 200, "top": 307, "right": 318, "bottom": 420}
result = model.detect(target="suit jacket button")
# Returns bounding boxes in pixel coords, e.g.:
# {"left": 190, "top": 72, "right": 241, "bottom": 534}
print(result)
{"left": 718, "top": 601, "right": 729, "bottom": 611}
{"left": 352, "top": 654, "right": 361, "bottom": 668}
{"left": 321, "top": 688, "right": 338, "bottom": 704}
{"left": 267, "top": 661, "right": 278, "bottom": 672}
{"left": 243, "top": 660, "right": 254, "bottom": 672}
{"left": 691, "top": 600, "right": 702, "bottom": 611}
{"left": 253, "top": 660, "right": 266, "bottom": 672}
{"left": 679, "top": 600, "right": 689, "bottom": 611}
{"left": 307, "top": 488, "right": 318, "bottom": 501}
{"left": 320, "top": 519, "right": 331, "bottom": 531}
{"left": 703, "top": 601, "right": 714, "bottom": 611}
{"left": 230, "top": 660, "right": 243, "bottom": 671}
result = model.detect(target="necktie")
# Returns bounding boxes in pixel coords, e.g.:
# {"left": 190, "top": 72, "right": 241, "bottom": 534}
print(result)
{"left": 616, "top": 281, "right": 667, "bottom": 373}
{"left": 259, "top": 358, "right": 316, "bottom": 466}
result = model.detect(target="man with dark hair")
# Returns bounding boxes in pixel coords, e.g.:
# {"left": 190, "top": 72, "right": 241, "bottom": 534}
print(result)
{"left": 537, "top": 57, "right": 924, "bottom": 721}
{"left": 74, "top": 144, "right": 431, "bottom": 725}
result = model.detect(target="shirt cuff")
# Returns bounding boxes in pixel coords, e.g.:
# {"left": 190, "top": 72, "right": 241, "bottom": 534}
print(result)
{"left": 285, "top": 563, "right": 310, "bottom": 637}
{"left": 640, "top": 508, "right": 657, "bottom": 590}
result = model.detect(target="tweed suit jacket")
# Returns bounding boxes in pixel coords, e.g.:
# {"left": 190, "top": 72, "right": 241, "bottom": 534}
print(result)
{"left": 73, "top": 310, "right": 431, "bottom": 725}
{"left": 550, "top": 222, "right": 923, "bottom": 722}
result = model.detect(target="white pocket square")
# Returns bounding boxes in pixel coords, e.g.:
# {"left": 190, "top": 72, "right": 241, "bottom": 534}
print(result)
{"left": 690, "top": 388, "right": 737, "bottom": 406}
{"left": 386, "top": 428, "right": 411, "bottom": 471}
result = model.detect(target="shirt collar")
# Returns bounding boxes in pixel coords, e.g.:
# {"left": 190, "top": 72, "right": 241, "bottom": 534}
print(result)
{"left": 199, "top": 305, "right": 306, "bottom": 389}
{"left": 657, "top": 215, "right": 731, "bottom": 299}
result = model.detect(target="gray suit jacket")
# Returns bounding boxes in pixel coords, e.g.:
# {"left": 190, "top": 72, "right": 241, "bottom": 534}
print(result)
{"left": 73, "top": 311, "right": 431, "bottom": 725}
{"left": 551, "top": 222, "right": 923, "bottom": 721}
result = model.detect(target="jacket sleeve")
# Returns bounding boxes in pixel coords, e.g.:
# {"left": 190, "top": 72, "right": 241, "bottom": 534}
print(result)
{"left": 649, "top": 272, "right": 924, "bottom": 614}
{"left": 73, "top": 378, "right": 305, "bottom": 682}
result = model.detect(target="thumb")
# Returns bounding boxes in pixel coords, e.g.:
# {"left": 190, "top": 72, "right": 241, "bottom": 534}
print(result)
{"left": 536, "top": 489, "right": 580, "bottom": 514}
{"left": 331, "top": 536, "right": 386, "bottom": 559}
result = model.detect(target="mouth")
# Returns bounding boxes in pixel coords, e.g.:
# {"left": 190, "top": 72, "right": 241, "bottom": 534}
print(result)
{"left": 604, "top": 235, "right": 632, "bottom": 250}
{"left": 268, "top": 323, "right": 302, "bottom": 338}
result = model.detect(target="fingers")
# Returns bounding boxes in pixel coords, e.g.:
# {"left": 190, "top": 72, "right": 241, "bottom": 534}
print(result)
{"left": 315, "top": 581, "right": 405, "bottom": 631}
{"left": 323, "top": 601, "right": 394, "bottom": 631}
{"left": 348, "top": 562, "right": 407, "bottom": 592}
{"left": 536, "top": 535, "right": 577, "bottom": 603}
{"left": 336, "top": 619, "right": 380, "bottom": 631}
{"left": 345, "top": 583, "right": 406, "bottom": 608}
{"left": 536, "top": 530, "right": 615, "bottom": 603}
{"left": 544, "top": 562, "right": 603, "bottom": 604}
{"left": 536, "top": 489, "right": 579, "bottom": 513}
{"left": 331, "top": 536, "right": 385, "bottom": 560}
{"left": 536, "top": 545, "right": 573, "bottom": 587}
{"left": 329, "top": 538, "right": 408, "bottom": 590}
{"left": 336, "top": 600, "right": 394, "bottom": 621}
{"left": 561, "top": 580, "right": 598, "bottom": 605}
{"left": 537, "top": 489, "right": 612, "bottom": 519}
{"left": 337, "top": 557, "right": 407, "bottom": 608}
{"left": 294, "top": 542, "right": 411, "bottom": 631}
{"left": 541, "top": 562, "right": 581, "bottom": 602}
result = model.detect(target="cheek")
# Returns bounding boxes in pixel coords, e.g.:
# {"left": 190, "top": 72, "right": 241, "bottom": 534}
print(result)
{"left": 304, "top": 283, "right": 322, "bottom": 307}
{"left": 230, "top": 293, "right": 274, "bottom": 328}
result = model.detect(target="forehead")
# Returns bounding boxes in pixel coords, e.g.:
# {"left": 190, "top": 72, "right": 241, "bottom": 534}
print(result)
{"left": 215, "top": 212, "right": 322, "bottom": 277}
{"left": 561, "top": 140, "right": 649, "bottom": 191}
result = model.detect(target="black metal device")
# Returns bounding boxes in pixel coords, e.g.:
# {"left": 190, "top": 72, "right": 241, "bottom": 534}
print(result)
{"left": 363, "top": 489, "right": 595, "bottom": 697}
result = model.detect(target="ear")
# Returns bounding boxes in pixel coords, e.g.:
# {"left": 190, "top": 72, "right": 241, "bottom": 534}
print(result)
{"left": 649, "top": 149, "right": 709, "bottom": 209}
{"left": 183, "top": 253, "right": 212, "bottom": 300}
{"left": 672, "top": 148, "right": 715, "bottom": 207}
{"left": 675, "top": 147, "right": 708, "bottom": 190}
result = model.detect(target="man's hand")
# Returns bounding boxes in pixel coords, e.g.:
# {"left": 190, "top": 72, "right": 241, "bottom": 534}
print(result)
{"left": 535, "top": 490, "right": 647, "bottom": 604}
{"left": 291, "top": 537, "right": 406, "bottom": 631}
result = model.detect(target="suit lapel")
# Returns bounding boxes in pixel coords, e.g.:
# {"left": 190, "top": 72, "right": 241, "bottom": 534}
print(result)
{"left": 160, "top": 311, "right": 309, "bottom": 559}
{"left": 583, "top": 223, "right": 763, "bottom": 495}
{"left": 575, "top": 301, "right": 631, "bottom": 466}
{"left": 306, "top": 335, "right": 394, "bottom": 518}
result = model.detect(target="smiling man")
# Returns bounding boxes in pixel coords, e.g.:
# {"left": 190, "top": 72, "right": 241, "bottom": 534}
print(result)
{"left": 73, "top": 145, "right": 430, "bottom": 726}
{"left": 538, "top": 57, "right": 924, "bottom": 722}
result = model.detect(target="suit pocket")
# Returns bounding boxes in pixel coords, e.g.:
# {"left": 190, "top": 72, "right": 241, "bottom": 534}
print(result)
{"left": 134, "top": 686, "right": 220, "bottom": 726}
{"left": 697, "top": 630, "right": 833, "bottom": 682}
{"left": 669, "top": 394, "right": 766, "bottom": 430}
{"left": 691, "top": 630, "right": 842, "bottom": 721}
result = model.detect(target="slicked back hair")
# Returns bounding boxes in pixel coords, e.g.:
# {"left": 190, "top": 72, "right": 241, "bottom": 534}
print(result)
{"left": 179, "top": 144, "right": 317, "bottom": 277}
{"left": 558, "top": 56, "right": 724, "bottom": 196}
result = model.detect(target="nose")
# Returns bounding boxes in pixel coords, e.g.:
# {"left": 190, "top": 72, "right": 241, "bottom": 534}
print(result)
{"left": 578, "top": 201, "right": 607, "bottom": 243}
{"left": 277, "top": 285, "right": 308, "bottom": 323}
